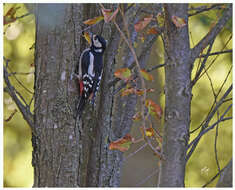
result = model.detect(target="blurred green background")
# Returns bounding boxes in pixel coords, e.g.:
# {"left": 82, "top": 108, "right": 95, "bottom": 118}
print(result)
{"left": 3, "top": 3, "right": 232, "bottom": 187}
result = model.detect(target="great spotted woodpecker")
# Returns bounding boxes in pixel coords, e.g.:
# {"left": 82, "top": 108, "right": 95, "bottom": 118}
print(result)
{"left": 75, "top": 33, "right": 106, "bottom": 116}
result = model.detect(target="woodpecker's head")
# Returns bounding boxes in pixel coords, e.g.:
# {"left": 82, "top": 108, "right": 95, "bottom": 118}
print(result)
{"left": 91, "top": 34, "right": 106, "bottom": 53}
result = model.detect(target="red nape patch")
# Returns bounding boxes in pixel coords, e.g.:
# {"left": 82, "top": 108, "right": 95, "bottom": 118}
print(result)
{"left": 79, "top": 80, "right": 84, "bottom": 96}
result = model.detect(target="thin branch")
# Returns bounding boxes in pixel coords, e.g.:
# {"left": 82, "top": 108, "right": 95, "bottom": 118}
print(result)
{"left": 8, "top": 71, "right": 34, "bottom": 76}
{"left": 186, "top": 103, "right": 232, "bottom": 161}
{"left": 7, "top": 66, "right": 34, "bottom": 94}
{"left": 186, "top": 85, "right": 232, "bottom": 161}
{"left": 4, "top": 65, "right": 35, "bottom": 135}
{"left": 197, "top": 35, "right": 232, "bottom": 82}
{"left": 190, "top": 66, "right": 232, "bottom": 134}
{"left": 4, "top": 109, "right": 18, "bottom": 122}
{"left": 198, "top": 49, "right": 232, "bottom": 58}
{"left": 191, "top": 5, "right": 232, "bottom": 62}
{"left": 203, "top": 63, "right": 221, "bottom": 173}
{"left": 136, "top": 168, "right": 158, "bottom": 187}
{"left": 123, "top": 143, "right": 147, "bottom": 162}
{"left": 202, "top": 159, "right": 229, "bottom": 187}
{"left": 15, "top": 12, "right": 31, "bottom": 20}
{"left": 191, "top": 39, "right": 214, "bottom": 87}
{"left": 188, "top": 4, "right": 225, "bottom": 17}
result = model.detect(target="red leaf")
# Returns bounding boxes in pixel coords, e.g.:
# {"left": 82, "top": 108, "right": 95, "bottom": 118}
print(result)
{"left": 109, "top": 134, "right": 133, "bottom": 152}
{"left": 145, "top": 99, "right": 163, "bottom": 119}
{"left": 101, "top": 7, "right": 119, "bottom": 23}
{"left": 172, "top": 15, "right": 186, "bottom": 28}
{"left": 134, "top": 15, "right": 153, "bottom": 32}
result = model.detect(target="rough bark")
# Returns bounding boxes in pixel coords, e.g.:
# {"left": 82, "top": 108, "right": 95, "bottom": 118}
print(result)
{"left": 158, "top": 4, "right": 191, "bottom": 187}
{"left": 216, "top": 159, "right": 232, "bottom": 187}
{"left": 33, "top": 3, "right": 126, "bottom": 187}
{"left": 33, "top": 4, "right": 82, "bottom": 187}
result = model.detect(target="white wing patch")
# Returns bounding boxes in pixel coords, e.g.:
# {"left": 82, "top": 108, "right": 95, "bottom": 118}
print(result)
{"left": 88, "top": 52, "right": 95, "bottom": 77}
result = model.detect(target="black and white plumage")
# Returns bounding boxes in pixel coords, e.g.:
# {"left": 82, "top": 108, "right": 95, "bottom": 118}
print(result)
{"left": 75, "top": 34, "right": 106, "bottom": 116}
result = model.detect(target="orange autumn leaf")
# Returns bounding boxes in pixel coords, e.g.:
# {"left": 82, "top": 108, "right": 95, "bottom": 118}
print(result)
{"left": 83, "top": 15, "right": 104, "bottom": 25}
{"left": 132, "top": 112, "right": 142, "bottom": 121}
{"left": 172, "top": 15, "right": 186, "bottom": 28}
{"left": 134, "top": 15, "right": 153, "bottom": 32}
{"left": 122, "top": 88, "right": 154, "bottom": 97}
{"left": 114, "top": 68, "right": 132, "bottom": 81}
{"left": 140, "top": 69, "right": 154, "bottom": 81}
{"left": 109, "top": 134, "right": 133, "bottom": 152}
{"left": 147, "top": 27, "right": 159, "bottom": 35}
{"left": 145, "top": 99, "right": 163, "bottom": 119}
{"left": 121, "top": 88, "right": 135, "bottom": 97}
{"left": 83, "top": 32, "right": 91, "bottom": 45}
{"left": 101, "top": 7, "right": 119, "bottom": 23}
{"left": 135, "top": 88, "right": 154, "bottom": 96}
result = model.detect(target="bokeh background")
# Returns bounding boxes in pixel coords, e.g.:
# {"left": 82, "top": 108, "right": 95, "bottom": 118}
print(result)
{"left": 3, "top": 3, "right": 232, "bottom": 187}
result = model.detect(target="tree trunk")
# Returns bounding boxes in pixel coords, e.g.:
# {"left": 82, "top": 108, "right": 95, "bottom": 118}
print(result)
{"left": 33, "top": 4, "right": 82, "bottom": 187}
{"left": 33, "top": 3, "right": 124, "bottom": 187}
{"left": 158, "top": 4, "right": 191, "bottom": 187}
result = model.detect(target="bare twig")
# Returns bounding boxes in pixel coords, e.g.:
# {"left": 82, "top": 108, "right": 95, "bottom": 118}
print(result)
{"left": 3, "top": 65, "right": 35, "bottom": 135}
{"left": 190, "top": 65, "right": 232, "bottom": 134}
{"left": 136, "top": 168, "right": 158, "bottom": 187}
{"left": 7, "top": 66, "right": 34, "bottom": 94}
{"left": 8, "top": 71, "right": 34, "bottom": 76}
{"left": 4, "top": 109, "right": 18, "bottom": 122}
{"left": 191, "top": 40, "right": 214, "bottom": 87}
{"left": 15, "top": 12, "right": 31, "bottom": 19}
{"left": 123, "top": 143, "right": 147, "bottom": 162}
{"left": 186, "top": 102, "right": 232, "bottom": 161}
{"left": 203, "top": 61, "right": 221, "bottom": 173}
{"left": 188, "top": 4, "right": 225, "bottom": 17}
{"left": 196, "top": 35, "right": 232, "bottom": 83}
{"left": 202, "top": 159, "right": 228, "bottom": 187}
{"left": 199, "top": 49, "right": 232, "bottom": 58}
{"left": 191, "top": 5, "right": 232, "bottom": 62}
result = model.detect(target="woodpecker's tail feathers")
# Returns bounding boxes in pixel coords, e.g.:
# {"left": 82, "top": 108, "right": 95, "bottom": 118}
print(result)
{"left": 77, "top": 97, "right": 86, "bottom": 118}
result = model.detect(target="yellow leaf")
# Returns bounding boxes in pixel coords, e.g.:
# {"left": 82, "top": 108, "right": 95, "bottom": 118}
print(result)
{"left": 83, "top": 32, "right": 91, "bottom": 45}
{"left": 140, "top": 69, "right": 154, "bottom": 81}
{"left": 114, "top": 68, "right": 132, "bottom": 81}
{"left": 156, "top": 12, "right": 164, "bottom": 27}
{"left": 146, "top": 127, "right": 154, "bottom": 137}
{"left": 83, "top": 16, "right": 104, "bottom": 25}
